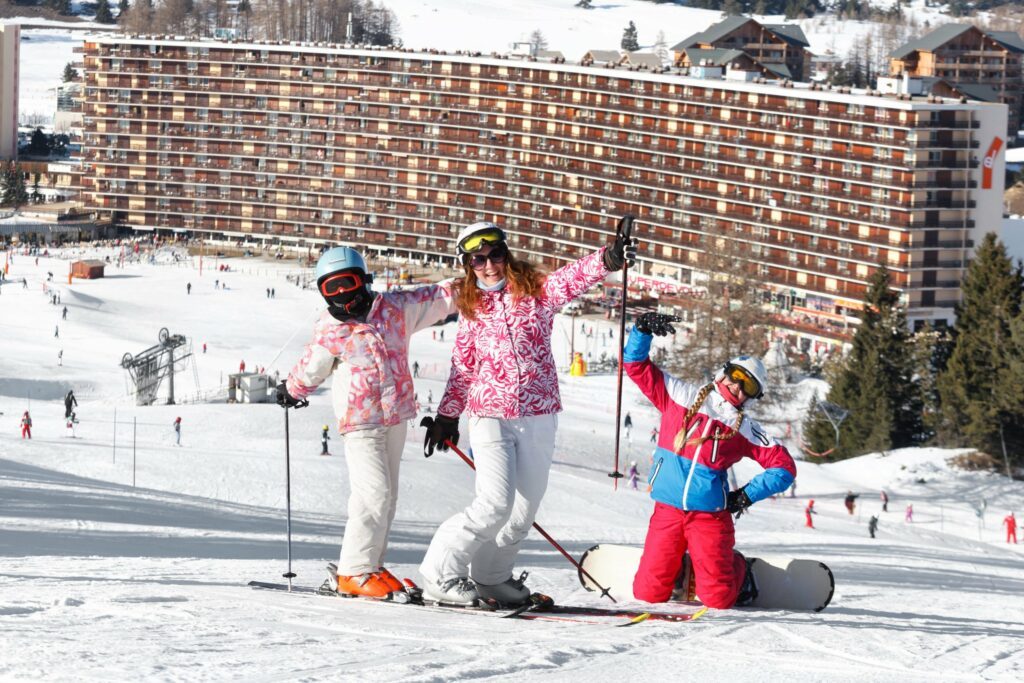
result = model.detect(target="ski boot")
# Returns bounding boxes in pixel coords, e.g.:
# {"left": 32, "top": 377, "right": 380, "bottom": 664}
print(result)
{"left": 735, "top": 554, "right": 759, "bottom": 607}
{"left": 475, "top": 571, "right": 531, "bottom": 607}
{"left": 422, "top": 576, "right": 480, "bottom": 606}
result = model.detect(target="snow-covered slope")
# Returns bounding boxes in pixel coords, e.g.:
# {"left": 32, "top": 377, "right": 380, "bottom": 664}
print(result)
{"left": 1, "top": 245, "right": 1022, "bottom": 680}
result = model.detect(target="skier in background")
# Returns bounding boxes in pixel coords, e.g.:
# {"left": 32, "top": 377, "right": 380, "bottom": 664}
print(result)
{"left": 805, "top": 499, "right": 816, "bottom": 528}
{"left": 412, "top": 360, "right": 420, "bottom": 378}
{"left": 880, "top": 489, "right": 889, "bottom": 512}
{"left": 278, "top": 246, "right": 456, "bottom": 599}
{"left": 905, "top": 503, "right": 914, "bottom": 523}
{"left": 321, "top": 425, "right": 331, "bottom": 456}
{"left": 420, "top": 219, "right": 633, "bottom": 606}
{"left": 1004, "top": 512, "right": 1017, "bottom": 544}
{"left": 622, "top": 311, "right": 796, "bottom": 608}
{"left": 868, "top": 515, "right": 879, "bottom": 539}
{"left": 173, "top": 416, "right": 182, "bottom": 446}
{"left": 844, "top": 491, "right": 859, "bottom": 515}
{"left": 186, "top": 282, "right": 192, "bottom": 295}
{"left": 64, "top": 389, "right": 77, "bottom": 419}
{"left": 20, "top": 411, "right": 32, "bottom": 439}
{"left": 649, "top": 426, "right": 658, "bottom": 443}
{"left": 624, "top": 412, "right": 633, "bottom": 442}
{"left": 627, "top": 460, "right": 640, "bottom": 490}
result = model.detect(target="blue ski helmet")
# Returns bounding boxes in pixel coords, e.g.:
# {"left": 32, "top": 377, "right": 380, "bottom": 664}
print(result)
{"left": 316, "top": 246, "right": 367, "bottom": 281}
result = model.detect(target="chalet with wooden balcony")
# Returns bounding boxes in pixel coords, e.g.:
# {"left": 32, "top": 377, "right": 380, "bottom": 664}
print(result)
{"left": 672, "top": 15, "right": 811, "bottom": 82}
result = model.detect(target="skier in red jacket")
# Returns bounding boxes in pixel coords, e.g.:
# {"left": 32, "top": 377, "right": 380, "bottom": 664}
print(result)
{"left": 20, "top": 411, "right": 32, "bottom": 439}
{"left": 623, "top": 313, "right": 796, "bottom": 609}
{"left": 1005, "top": 512, "right": 1017, "bottom": 544}
{"left": 805, "top": 499, "right": 816, "bottom": 528}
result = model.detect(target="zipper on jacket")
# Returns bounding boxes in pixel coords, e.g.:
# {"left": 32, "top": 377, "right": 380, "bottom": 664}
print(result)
{"left": 649, "top": 458, "right": 663, "bottom": 486}
{"left": 681, "top": 418, "right": 713, "bottom": 511}
{"left": 710, "top": 436, "right": 720, "bottom": 464}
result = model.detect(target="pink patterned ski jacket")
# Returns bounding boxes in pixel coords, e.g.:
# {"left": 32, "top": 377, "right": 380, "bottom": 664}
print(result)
{"left": 286, "top": 281, "right": 456, "bottom": 434}
{"left": 437, "top": 249, "right": 609, "bottom": 419}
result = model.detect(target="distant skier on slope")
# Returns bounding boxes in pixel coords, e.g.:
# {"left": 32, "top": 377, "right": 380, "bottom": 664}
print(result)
{"left": 64, "top": 389, "right": 77, "bottom": 419}
{"left": 623, "top": 312, "right": 796, "bottom": 608}
{"left": 419, "top": 219, "right": 634, "bottom": 607}
{"left": 627, "top": 460, "right": 640, "bottom": 490}
{"left": 868, "top": 515, "right": 879, "bottom": 539}
{"left": 321, "top": 425, "right": 331, "bottom": 456}
{"left": 1004, "top": 512, "right": 1017, "bottom": 544}
{"left": 805, "top": 499, "right": 816, "bottom": 528}
{"left": 20, "top": 411, "right": 32, "bottom": 439}
{"left": 844, "top": 491, "right": 859, "bottom": 516}
{"left": 277, "top": 246, "right": 456, "bottom": 599}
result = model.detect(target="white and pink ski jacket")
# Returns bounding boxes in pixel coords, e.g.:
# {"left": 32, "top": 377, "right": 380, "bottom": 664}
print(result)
{"left": 437, "top": 249, "right": 608, "bottom": 419}
{"left": 287, "top": 281, "right": 456, "bottom": 434}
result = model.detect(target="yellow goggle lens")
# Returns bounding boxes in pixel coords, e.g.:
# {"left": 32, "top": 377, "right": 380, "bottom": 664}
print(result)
{"left": 727, "top": 366, "right": 760, "bottom": 397}
{"left": 459, "top": 229, "right": 505, "bottom": 254}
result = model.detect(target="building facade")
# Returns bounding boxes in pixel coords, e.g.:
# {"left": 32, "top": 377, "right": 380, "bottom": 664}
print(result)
{"left": 889, "top": 24, "right": 1024, "bottom": 138}
{"left": 79, "top": 37, "right": 1007, "bottom": 334}
{"left": 673, "top": 16, "right": 811, "bottom": 82}
{"left": 0, "top": 22, "right": 20, "bottom": 160}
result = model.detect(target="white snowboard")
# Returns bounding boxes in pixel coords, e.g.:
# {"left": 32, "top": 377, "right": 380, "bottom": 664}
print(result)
{"left": 578, "top": 543, "right": 834, "bottom": 612}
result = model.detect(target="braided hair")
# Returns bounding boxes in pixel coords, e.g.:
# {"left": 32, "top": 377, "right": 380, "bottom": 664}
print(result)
{"left": 672, "top": 383, "right": 744, "bottom": 453}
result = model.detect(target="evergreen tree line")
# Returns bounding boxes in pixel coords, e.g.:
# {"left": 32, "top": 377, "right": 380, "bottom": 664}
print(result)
{"left": 116, "top": 0, "right": 400, "bottom": 46}
{"left": 804, "top": 233, "right": 1024, "bottom": 476}
{"left": 656, "top": 0, "right": 825, "bottom": 19}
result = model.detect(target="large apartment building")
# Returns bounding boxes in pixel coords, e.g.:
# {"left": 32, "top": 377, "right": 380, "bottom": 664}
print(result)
{"left": 79, "top": 36, "right": 1006, "bottom": 336}
{"left": 889, "top": 23, "right": 1024, "bottom": 138}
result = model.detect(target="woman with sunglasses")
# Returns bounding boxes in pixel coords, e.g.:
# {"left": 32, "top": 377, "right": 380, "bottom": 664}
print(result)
{"left": 419, "top": 220, "right": 636, "bottom": 606}
{"left": 623, "top": 312, "right": 796, "bottom": 608}
{"left": 277, "top": 246, "right": 456, "bottom": 599}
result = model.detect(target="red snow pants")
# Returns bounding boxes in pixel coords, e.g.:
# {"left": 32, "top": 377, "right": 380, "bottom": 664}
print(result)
{"left": 21, "top": 425, "right": 31, "bottom": 439}
{"left": 633, "top": 502, "right": 745, "bottom": 608}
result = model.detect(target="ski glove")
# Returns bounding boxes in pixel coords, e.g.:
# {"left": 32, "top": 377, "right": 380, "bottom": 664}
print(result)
{"left": 423, "top": 415, "right": 460, "bottom": 457}
{"left": 603, "top": 215, "right": 638, "bottom": 271}
{"left": 634, "top": 313, "right": 682, "bottom": 337}
{"left": 275, "top": 381, "right": 306, "bottom": 409}
{"left": 727, "top": 487, "right": 753, "bottom": 518}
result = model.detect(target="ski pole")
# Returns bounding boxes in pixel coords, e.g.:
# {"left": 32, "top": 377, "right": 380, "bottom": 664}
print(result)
{"left": 281, "top": 396, "right": 309, "bottom": 590}
{"left": 609, "top": 214, "right": 635, "bottom": 490}
{"left": 421, "top": 417, "right": 617, "bottom": 603}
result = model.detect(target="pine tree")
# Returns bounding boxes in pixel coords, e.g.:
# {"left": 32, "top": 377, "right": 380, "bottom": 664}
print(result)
{"left": 95, "top": 0, "right": 116, "bottom": 24}
{"left": 621, "top": 21, "right": 640, "bottom": 52}
{"left": 118, "top": 0, "right": 129, "bottom": 17}
{"left": 937, "top": 233, "right": 1024, "bottom": 471}
{"left": 803, "top": 266, "right": 921, "bottom": 460}
{"left": 62, "top": 62, "right": 78, "bottom": 83}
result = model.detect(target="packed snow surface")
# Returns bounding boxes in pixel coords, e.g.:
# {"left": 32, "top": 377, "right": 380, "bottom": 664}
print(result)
{"left": 1, "top": 245, "right": 1022, "bottom": 681}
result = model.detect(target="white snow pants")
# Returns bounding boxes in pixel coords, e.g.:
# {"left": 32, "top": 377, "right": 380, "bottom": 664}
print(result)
{"left": 419, "top": 413, "right": 558, "bottom": 586}
{"left": 337, "top": 422, "right": 408, "bottom": 575}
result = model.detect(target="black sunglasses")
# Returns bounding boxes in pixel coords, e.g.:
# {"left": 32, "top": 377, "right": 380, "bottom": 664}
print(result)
{"left": 467, "top": 244, "right": 509, "bottom": 270}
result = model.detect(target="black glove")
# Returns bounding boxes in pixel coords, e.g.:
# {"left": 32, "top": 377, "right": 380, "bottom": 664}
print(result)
{"left": 275, "top": 381, "right": 305, "bottom": 409}
{"left": 422, "top": 415, "right": 460, "bottom": 457}
{"left": 603, "top": 214, "right": 638, "bottom": 271}
{"left": 726, "top": 487, "right": 753, "bottom": 518}
{"left": 634, "top": 313, "right": 681, "bottom": 337}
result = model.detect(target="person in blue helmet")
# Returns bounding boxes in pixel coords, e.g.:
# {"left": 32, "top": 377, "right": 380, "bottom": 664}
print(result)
{"left": 276, "top": 246, "right": 457, "bottom": 599}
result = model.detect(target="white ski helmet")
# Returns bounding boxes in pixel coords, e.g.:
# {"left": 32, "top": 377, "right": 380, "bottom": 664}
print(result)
{"left": 455, "top": 221, "right": 506, "bottom": 255}
{"left": 721, "top": 355, "right": 768, "bottom": 399}
{"left": 315, "top": 246, "right": 367, "bottom": 282}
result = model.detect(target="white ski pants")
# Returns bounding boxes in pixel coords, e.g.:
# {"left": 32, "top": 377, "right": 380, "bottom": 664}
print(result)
{"left": 419, "top": 413, "right": 558, "bottom": 586}
{"left": 337, "top": 422, "right": 408, "bottom": 575}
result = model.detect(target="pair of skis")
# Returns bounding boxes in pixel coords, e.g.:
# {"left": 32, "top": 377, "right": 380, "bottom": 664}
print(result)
{"left": 246, "top": 579, "right": 706, "bottom": 627}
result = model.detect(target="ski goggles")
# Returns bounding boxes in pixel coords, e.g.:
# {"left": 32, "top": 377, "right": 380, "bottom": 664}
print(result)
{"left": 725, "top": 364, "right": 761, "bottom": 398}
{"left": 319, "top": 271, "right": 365, "bottom": 298}
{"left": 457, "top": 227, "right": 507, "bottom": 255}
{"left": 467, "top": 243, "right": 509, "bottom": 271}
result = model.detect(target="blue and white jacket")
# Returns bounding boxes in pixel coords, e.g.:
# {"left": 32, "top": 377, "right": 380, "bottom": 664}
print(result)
{"left": 624, "top": 328, "right": 796, "bottom": 512}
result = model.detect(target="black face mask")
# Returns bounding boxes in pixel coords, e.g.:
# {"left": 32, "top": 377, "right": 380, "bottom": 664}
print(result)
{"left": 326, "top": 286, "right": 376, "bottom": 321}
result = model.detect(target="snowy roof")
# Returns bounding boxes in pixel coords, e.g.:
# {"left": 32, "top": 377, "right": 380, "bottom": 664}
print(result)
{"left": 672, "top": 15, "right": 752, "bottom": 51}
{"left": 582, "top": 49, "right": 623, "bottom": 64}
{"left": 623, "top": 52, "right": 663, "bottom": 70}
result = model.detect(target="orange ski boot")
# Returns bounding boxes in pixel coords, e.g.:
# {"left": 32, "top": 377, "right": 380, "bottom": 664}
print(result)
{"left": 335, "top": 572, "right": 394, "bottom": 599}
{"left": 377, "top": 567, "right": 405, "bottom": 593}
